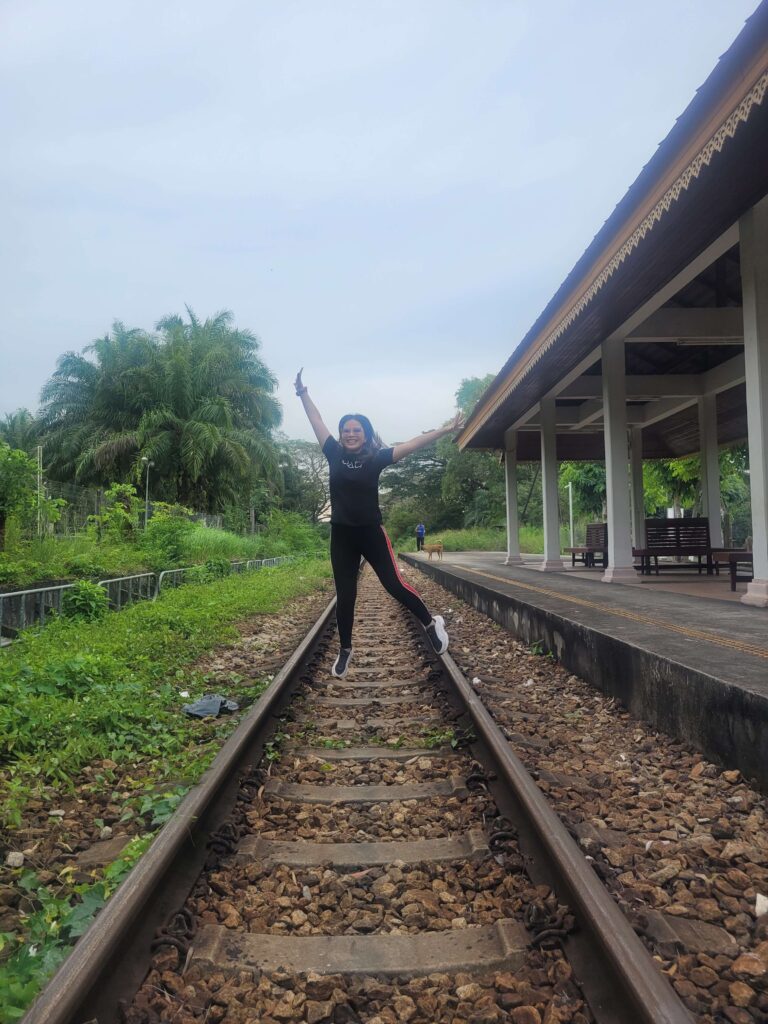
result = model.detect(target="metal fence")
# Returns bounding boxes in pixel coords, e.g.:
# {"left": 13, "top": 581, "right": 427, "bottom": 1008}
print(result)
{"left": 98, "top": 573, "right": 157, "bottom": 611}
{"left": 0, "top": 556, "right": 294, "bottom": 644}
{"left": 0, "top": 583, "right": 74, "bottom": 644}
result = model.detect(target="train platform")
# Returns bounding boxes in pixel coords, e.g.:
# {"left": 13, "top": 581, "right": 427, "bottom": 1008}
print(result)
{"left": 401, "top": 550, "right": 768, "bottom": 793}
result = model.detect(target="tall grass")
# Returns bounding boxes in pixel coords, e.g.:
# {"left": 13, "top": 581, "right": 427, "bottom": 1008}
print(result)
{"left": 394, "top": 524, "right": 575, "bottom": 554}
{"left": 1, "top": 512, "right": 328, "bottom": 588}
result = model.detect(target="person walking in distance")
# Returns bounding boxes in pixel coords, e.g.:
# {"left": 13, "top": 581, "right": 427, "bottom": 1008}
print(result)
{"left": 295, "top": 369, "right": 462, "bottom": 678}
{"left": 416, "top": 522, "right": 426, "bottom": 551}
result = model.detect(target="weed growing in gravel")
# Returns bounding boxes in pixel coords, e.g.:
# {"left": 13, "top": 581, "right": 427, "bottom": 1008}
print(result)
{"left": 366, "top": 733, "right": 405, "bottom": 749}
{"left": 0, "top": 835, "right": 152, "bottom": 1023}
{"left": 420, "top": 727, "right": 456, "bottom": 749}
{"left": 293, "top": 722, "right": 318, "bottom": 742}
{"left": 529, "top": 639, "right": 556, "bottom": 661}
{"left": 0, "top": 560, "right": 331, "bottom": 1022}
{"left": 418, "top": 726, "right": 475, "bottom": 750}
{"left": 0, "top": 559, "right": 331, "bottom": 826}
{"left": 264, "top": 728, "right": 290, "bottom": 763}
{"left": 317, "top": 738, "right": 348, "bottom": 750}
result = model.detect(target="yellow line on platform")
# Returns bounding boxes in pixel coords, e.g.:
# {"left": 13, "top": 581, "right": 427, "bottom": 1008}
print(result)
{"left": 459, "top": 566, "right": 768, "bottom": 662}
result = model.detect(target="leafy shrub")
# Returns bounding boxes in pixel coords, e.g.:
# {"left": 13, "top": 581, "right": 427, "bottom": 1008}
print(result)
{"left": 183, "top": 565, "right": 212, "bottom": 584}
{"left": 204, "top": 557, "right": 232, "bottom": 579}
{"left": 261, "top": 510, "right": 327, "bottom": 556}
{"left": 64, "top": 555, "right": 107, "bottom": 579}
{"left": 61, "top": 581, "right": 109, "bottom": 621}
{"left": 140, "top": 506, "right": 195, "bottom": 570}
{"left": 90, "top": 483, "right": 141, "bottom": 540}
{"left": 0, "top": 557, "right": 40, "bottom": 588}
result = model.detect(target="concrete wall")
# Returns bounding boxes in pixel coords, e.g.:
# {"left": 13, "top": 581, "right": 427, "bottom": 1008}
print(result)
{"left": 403, "top": 554, "right": 768, "bottom": 794}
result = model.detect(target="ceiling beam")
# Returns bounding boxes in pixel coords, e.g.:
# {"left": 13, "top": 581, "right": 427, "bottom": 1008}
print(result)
{"left": 496, "top": 225, "right": 741, "bottom": 438}
{"left": 560, "top": 375, "right": 701, "bottom": 399}
{"left": 626, "top": 306, "right": 743, "bottom": 343}
{"left": 703, "top": 352, "right": 745, "bottom": 393}
{"left": 570, "top": 399, "right": 604, "bottom": 430}
{"left": 605, "top": 222, "right": 739, "bottom": 342}
{"left": 632, "top": 396, "right": 698, "bottom": 428}
{"left": 559, "top": 352, "right": 745, "bottom": 401}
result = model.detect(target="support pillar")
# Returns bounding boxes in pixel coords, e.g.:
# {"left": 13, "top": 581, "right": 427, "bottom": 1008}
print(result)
{"left": 630, "top": 426, "right": 645, "bottom": 550}
{"left": 504, "top": 430, "right": 523, "bottom": 565}
{"left": 698, "top": 394, "right": 724, "bottom": 548}
{"left": 740, "top": 196, "right": 768, "bottom": 606}
{"left": 538, "top": 397, "right": 565, "bottom": 571}
{"left": 601, "top": 340, "right": 636, "bottom": 582}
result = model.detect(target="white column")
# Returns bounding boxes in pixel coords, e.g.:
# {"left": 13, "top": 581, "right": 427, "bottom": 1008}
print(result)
{"left": 630, "top": 426, "right": 645, "bottom": 550}
{"left": 504, "top": 429, "right": 523, "bottom": 565}
{"left": 601, "top": 339, "right": 636, "bottom": 582}
{"left": 740, "top": 197, "right": 768, "bottom": 606}
{"left": 698, "top": 394, "right": 724, "bottom": 548}
{"left": 538, "top": 396, "right": 565, "bottom": 570}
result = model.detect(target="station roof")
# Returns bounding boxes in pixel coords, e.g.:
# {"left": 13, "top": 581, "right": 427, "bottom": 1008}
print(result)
{"left": 459, "top": 2, "right": 768, "bottom": 458}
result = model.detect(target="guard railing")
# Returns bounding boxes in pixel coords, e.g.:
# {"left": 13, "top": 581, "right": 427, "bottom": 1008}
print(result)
{"left": 0, "top": 555, "right": 295, "bottom": 644}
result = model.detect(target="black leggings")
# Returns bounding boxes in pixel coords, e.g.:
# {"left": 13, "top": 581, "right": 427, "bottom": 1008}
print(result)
{"left": 330, "top": 524, "right": 432, "bottom": 648}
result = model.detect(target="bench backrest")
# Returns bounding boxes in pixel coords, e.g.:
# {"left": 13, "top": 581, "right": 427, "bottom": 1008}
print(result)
{"left": 585, "top": 522, "right": 607, "bottom": 549}
{"left": 644, "top": 517, "right": 711, "bottom": 550}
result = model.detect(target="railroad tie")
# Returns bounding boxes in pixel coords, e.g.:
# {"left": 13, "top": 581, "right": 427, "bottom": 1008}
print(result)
{"left": 190, "top": 919, "right": 528, "bottom": 978}
{"left": 261, "top": 775, "right": 469, "bottom": 805}
{"left": 235, "top": 830, "right": 490, "bottom": 868}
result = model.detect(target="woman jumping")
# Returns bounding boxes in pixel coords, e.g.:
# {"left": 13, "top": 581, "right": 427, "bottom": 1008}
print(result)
{"left": 295, "top": 369, "right": 462, "bottom": 678}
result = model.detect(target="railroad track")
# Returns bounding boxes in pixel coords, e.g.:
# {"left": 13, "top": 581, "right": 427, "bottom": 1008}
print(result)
{"left": 23, "top": 569, "right": 693, "bottom": 1024}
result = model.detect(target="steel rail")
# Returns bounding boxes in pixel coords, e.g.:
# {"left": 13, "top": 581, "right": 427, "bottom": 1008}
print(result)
{"left": 21, "top": 584, "right": 693, "bottom": 1024}
{"left": 22, "top": 594, "right": 337, "bottom": 1024}
{"left": 437, "top": 647, "right": 694, "bottom": 1024}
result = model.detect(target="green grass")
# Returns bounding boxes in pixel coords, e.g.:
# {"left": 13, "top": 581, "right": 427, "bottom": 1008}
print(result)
{"left": 0, "top": 557, "right": 332, "bottom": 1022}
{"left": 0, "top": 512, "right": 328, "bottom": 588}
{"left": 394, "top": 524, "right": 575, "bottom": 554}
{"left": 0, "top": 558, "right": 332, "bottom": 825}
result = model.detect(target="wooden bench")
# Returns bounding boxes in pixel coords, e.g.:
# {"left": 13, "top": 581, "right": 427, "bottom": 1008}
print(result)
{"left": 712, "top": 550, "right": 754, "bottom": 591}
{"left": 565, "top": 523, "right": 608, "bottom": 568}
{"left": 634, "top": 518, "right": 713, "bottom": 576}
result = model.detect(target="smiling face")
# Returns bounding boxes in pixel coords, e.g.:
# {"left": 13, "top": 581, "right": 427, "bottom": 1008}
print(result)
{"left": 340, "top": 418, "right": 366, "bottom": 453}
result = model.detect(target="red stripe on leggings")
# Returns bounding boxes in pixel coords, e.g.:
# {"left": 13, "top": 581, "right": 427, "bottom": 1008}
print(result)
{"left": 380, "top": 527, "right": 423, "bottom": 599}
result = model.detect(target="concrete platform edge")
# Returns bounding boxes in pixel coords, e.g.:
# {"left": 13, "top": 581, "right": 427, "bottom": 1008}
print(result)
{"left": 402, "top": 554, "right": 768, "bottom": 794}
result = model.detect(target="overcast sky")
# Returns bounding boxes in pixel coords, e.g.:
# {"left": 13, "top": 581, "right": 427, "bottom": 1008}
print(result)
{"left": 1, "top": 0, "right": 758, "bottom": 443}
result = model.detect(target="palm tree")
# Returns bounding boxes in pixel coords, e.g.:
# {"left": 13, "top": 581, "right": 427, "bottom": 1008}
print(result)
{"left": 0, "top": 409, "right": 41, "bottom": 453}
{"left": 137, "top": 309, "right": 282, "bottom": 509}
{"left": 38, "top": 310, "right": 283, "bottom": 511}
{"left": 39, "top": 322, "right": 156, "bottom": 484}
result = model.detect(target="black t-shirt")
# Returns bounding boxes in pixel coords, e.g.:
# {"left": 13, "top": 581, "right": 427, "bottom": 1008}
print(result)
{"left": 322, "top": 436, "right": 394, "bottom": 526}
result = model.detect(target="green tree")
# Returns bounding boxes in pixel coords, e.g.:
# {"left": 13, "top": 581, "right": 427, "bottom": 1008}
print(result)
{"left": 0, "top": 443, "right": 38, "bottom": 550}
{"left": 279, "top": 438, "right": 330, "bottom": 523}
{"left": 455, "top": 374, "right": 495, "bottom": 416}
{"left": 443, "top": 375, "right": 505, "bottom": 527}
{"left": 643, "top": 457, "right": 701, "bottom": 516}
{"left": 0, "top": 409, "right": 41, "bottom": 453}
{"left": 382, "top": 373, "right": 505, "bottom": 533}
{"left": 137, "top": 310, "right": 281, "bottom": 510}
{"left": 40, "top": 321, "right": 157, "bottom": 484}
{"left": 39, "top": 310, "right": 283, "bottom": 512}
{"left": 559, "top": 462, "right": 606, "bottom": 522}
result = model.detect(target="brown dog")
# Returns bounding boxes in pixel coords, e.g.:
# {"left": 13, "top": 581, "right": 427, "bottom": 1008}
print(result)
{"left": 424, "top": 542, "right": 444, "bottom": 560}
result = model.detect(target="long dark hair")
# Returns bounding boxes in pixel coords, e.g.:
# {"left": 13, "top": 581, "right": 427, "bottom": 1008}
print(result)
{"left": 338, "top": 414, "right": 386, "bottom": 457}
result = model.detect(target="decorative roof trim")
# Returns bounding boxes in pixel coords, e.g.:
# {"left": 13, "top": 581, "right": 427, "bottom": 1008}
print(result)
{"left": 462, "top": 69, "right": 768, "bottom": 447}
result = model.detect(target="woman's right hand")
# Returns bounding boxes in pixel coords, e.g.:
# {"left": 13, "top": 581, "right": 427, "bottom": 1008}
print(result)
{"left": 294, "top": 368, "right": 306, "bottom": 396}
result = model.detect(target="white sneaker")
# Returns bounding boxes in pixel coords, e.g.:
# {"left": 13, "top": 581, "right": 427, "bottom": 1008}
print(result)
{"left": 331, "top": 648, "right": 353, "bottom": 678}
{"left": 425, "top": 616, "right": 449, "bottom": 655}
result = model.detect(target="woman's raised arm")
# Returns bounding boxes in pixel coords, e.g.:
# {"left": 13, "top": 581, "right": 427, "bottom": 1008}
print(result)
{"left": 294, "top": 369, "right": 332, "bottom": 446}
{"left": 391, "top": 412, "right": 464, "bottom": 463}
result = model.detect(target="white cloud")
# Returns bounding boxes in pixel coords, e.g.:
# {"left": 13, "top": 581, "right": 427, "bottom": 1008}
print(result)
{"left": 0, "top": 0, "right": 758, "bottom": 429}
